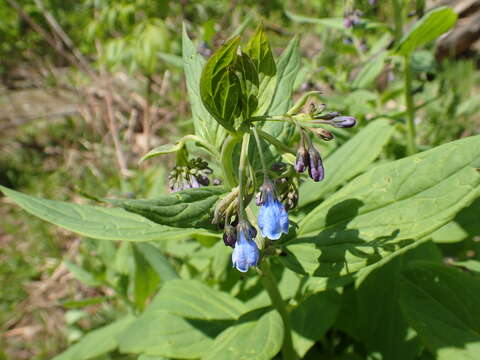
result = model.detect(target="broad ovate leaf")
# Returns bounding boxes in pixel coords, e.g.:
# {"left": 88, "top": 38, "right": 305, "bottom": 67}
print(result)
{"left": 182, "top": 25, "right": 226, "bottom": 149}
{"left": 53, "top": 315, "right": 135, "bottom": 360}
{"left": 399, "top": 261, "right": 480, "bottom": 360}
{"left": 200, "top": 36, "right": 242, "bottom": 132}
{"left": 244, "top": 24, "right": 277, "bottom": 116}
{"left": 105, "top": 186, "right": 226, "bottom": 229}
{"left": 0, "top": 186, "right": 214, "bottom": 242}
{"left": 203, "top": 309, "right": 283, "bottom": 360}
{"left": 282, "top": 135, "right": 480, "bottom": 276}
{"left": 396, "top": 7, "right": 457, "bottom": 56}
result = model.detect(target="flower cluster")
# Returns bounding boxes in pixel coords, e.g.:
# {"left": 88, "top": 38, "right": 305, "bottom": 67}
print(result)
{"left": 168, "top": 158, "right": 213, "bottom": 192}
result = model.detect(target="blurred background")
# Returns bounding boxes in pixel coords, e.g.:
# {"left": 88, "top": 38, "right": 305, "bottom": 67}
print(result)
{"left": 1, "top": 0, "right": 479, "bottom": 359}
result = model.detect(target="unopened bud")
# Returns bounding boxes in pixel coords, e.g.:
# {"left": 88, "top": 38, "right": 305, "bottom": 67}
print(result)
{"left": 223, "top": 224, "right": 237, "bottom": 248}
{"left": 313, "top": 128, "right": 334, "bottom": 141}
{"left": 331, "top": 116, "right": 356, "bottom": 128}
{"left": 308, "top": 147, "right": 324, "bottom": 182}
{"left": 314, "top": 111, "right": 340, "bottom": 120}
{"left": 295, "top": 147, "right": 309, "bottom": 173}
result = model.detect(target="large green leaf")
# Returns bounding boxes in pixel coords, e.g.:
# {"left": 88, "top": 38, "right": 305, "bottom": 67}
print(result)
{"left": 235, "top": 52, "right": 259, "bottom": 120}
{"left": 150, "top": 279, "right": 247, "bottom": 320}
{"left": 118, "top": 280, "right": 247, "bottom": 358}
{"left": 106, "top": 186, "right": 226, "bottom": 229}
{"left": 0, "top": 186, "right": 214, "bottom": 242}
{"left": 352, "top": 52, "right": 388, "bottom": 89}
{"left": 336, "top": 243, "right": 441, "bottom": 360}
{"left": 282, "top": 135, "right": 480, "bottom": 276}
{"left": 203, "top": 309, "right": 283, "bottom": 360}
{"left": 135, "top": 243, "right": 179, "bottom": 281}
{"left": 200, "top": 36, "right": 242, "bottom": 132}
{"left": 299, "top": 119, "right": 394, "bottom": 207}
{"left": 118, "top": 311, "right": 223, "bottom": 359}
{"left": 262, "top": 36, "right": 301, "bottom": 155}
{"left": 53, "top": 315, "right": 135, "bottom": 360}
{"left": 182, "top": 25, "right": 226, "bottom": 149}
{"left": 244, "top": 24, "right": 277, "bottom": 116}
{"left": 396, "top": 7, "right": 457, "bottom": 56}
{"left": 291, "top": 291, "right": 341, "bottom": 357}
{"left": 399, "top": 261, "right": 480, "bottom": 360}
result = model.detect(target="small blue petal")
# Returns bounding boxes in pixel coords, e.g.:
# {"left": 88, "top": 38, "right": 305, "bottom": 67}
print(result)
{"left": 232, "top": 230, "right": 259, "bottom": 272}
{"left": 258, "top": 195, "right": 289, "bottom": 240}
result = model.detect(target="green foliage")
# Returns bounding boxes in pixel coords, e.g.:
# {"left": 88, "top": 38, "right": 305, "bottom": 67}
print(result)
{"left": 396, "top": 7, "right": 458, "bottom": 56}
{"left": 2, "top": 2, "right": 480, "bottom": 360}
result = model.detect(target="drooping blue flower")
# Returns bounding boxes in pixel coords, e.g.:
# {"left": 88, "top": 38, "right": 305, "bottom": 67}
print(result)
{"left": 231, "top": 222, "right": 259, "bottom": 272}
{"left": 257, "top": 181, "right": 289, "bottom": 240}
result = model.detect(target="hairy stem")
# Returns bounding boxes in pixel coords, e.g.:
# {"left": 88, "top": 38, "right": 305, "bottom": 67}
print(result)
{"left": 237, "top": 133, "right": 250, "bottom": 221}
{"left": 261, "top": 260, "right": 297, "bottom": 360}
{"left": 404, "top": 56, "right": 417, "bottom": 155}
{"left": 252, "top": 126, "right": 268, "bottom": 180}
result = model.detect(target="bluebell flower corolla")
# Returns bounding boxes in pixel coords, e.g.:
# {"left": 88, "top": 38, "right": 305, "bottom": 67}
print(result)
{"left": 231, "top": 222, "right": 259, "bottom": 272}
{"left": 257, "top": 181, "right": 289, "bottom": 240}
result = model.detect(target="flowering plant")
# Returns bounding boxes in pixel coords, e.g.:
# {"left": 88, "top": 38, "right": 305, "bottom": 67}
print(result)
{"left": 2, "top": 15, "right": 480, "bottom": 360}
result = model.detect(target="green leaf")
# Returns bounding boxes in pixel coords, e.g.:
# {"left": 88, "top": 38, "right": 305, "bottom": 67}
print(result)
{"left": 203, "top": 309, "right": 283, "bottom": 360}
{"left": 135, "top": 243, "right": 179, "bottom": 281}
{"left": 285, "top": 11, "right": 345, "bottom": 30}
{"left": 430, "top": 197, "right": 480, "bottom": 243}
{"left": 337, "top": 243, "right": 441, "bottom": 360}
{"left": 118, "top": 311, "right": 223, "bottom": 358}
{"left": 235, "top": 52, "right": 259, "bottom": 120}
{"left": 263, "top": 36, "right": 301, "bottom": 147}
{"left": 396, "top": 7, "right": 457, "bottom": 56}
{"left": 291, "top": 291, "right": 341, "bottom": 357}
{"left": 399, "top": 261, "right": 480, "bottom": 360}
{"left": 53, "top": 315, "right": 135, "bottom": 360}
{"left": 244, "top": 24, "right": 277, "bottom": 116}
{"left": 182, "top": 25, "right": 226, "bottom": 149}
{"left": 106, "top": 186, "right": 226, "bottom": 229}
{"left": 139, "top": 143, "right": 183, "bottom": 163}
{"left": 138, "top": 356, "right": 168, "bottom": 360}
{"left": 0, "top": 186, "right": 214, "bottom": 242}
{"left": 118, "top": 280, "right": 246, "bottom": 358}
{"left": 299, "top": 119, "right": 394, "bottom": 208}
{"left": 150, "top": 279, "right": 247, "bottom": 320}
{"left": 133, "top": 244, "right": 160, "bottom": 310}
{"left": 283, "top": 135, "right": 480, "bottom": 276}
{"left": 352, "top": 52, "right": 388, "bottom": 89}
{"left": 64, "top": 260, "right": 102, "bottom": 287}
{"left": 200, "top": 36, "right": 242, "bottom": 132}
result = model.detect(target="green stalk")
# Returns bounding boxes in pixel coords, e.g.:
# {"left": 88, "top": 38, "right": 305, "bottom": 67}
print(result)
{"left": 237, "top": 133, "right": 250, "bottom": 221}
{"left": 391, "top": 0, "right": 404, "bottom": 43}
{"left": 220, "top": 135, "right": 240, "bottom": 189}
{"left": 252, "top": 126, "right": 268, "bottom": 180}
{"left": 404, "top": 55, "right": 416, "bottom": 155}
{"left": 261, "top": 260, "right": 297, "bottom": 360}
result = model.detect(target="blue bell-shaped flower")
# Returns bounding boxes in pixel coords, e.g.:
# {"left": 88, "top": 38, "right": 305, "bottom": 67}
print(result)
{"left": 257, "top": 180, "right": 289, "bottom": 240}
{"left": 231, "top": 222, "right": 259, "bottom": 272}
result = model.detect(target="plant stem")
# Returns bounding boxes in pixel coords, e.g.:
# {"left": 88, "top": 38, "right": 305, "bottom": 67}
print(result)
{"left": 252, "top": 126, "right": 268, "bottom": 180}
{"left": 404, "top": 55, "right": 417, "bottom": 155}
{"left": 220, "top": 135, "right": 240, "bottom": 189}
{"left": 391, "top": 0, "right": 403, "bottom": 43}
{"left": 261, "top": 260, "right": 297, "bottom": 360}
{"left": 237, "top": 133, "right": 250, "bottom": 221}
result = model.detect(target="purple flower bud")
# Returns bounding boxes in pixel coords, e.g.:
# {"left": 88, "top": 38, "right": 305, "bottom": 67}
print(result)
{"left": 295, "top": 147, "right": 309, "bottom": 173}
{"left": 314, "top": 111, "right": 340, "bottom": 120}
{"left": 223, "top": 224, "right": 237, "bottom": 248}
{"left": 331, "top": 116, "right": 356, "bottom": 128}
{"left": 344, "top": 17, "right": 353, "bottom": 29}
{"left": 190, "top": 175, "right": 200, "bottom": 188}
{"left": 307, "top": 147, "right": 324, "bottom": 182}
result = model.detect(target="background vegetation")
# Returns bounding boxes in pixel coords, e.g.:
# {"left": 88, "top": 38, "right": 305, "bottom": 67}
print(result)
{"left": 1, "top": 0, "right": 480, "bottom": 359}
